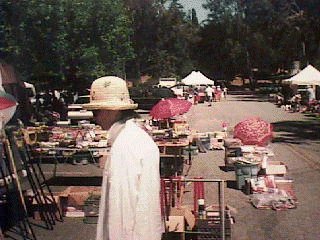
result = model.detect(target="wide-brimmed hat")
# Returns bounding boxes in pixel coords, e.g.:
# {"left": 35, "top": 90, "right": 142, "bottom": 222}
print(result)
{"left": 83, "top": 76, "right": 138, "bottom": 110}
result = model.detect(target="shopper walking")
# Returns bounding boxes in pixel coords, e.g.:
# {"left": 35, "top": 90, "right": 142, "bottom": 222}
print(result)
{"left": 84, "top": 76, "right": 163, "bottom": 240}
{"left": 223, "top": 86, "right": 228, "bottom": 99}
{"left": 205, "top": 85, "right": 214, "bottom": 106}
{"left": 216, "top": 86, "right": 222, "bottom": 101}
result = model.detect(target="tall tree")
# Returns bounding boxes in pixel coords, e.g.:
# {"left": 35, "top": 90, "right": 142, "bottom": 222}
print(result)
{"left": 124, "top": 0, "right": 199, "bottom": 81}
{"left": 124, "top": 0, "right": 163, "bottom": 80}
{"left": 155, "top": 0, "right": 199, "bottom": 78}
{"left": 200, "top": 0, "right": 320, "bottom": 88}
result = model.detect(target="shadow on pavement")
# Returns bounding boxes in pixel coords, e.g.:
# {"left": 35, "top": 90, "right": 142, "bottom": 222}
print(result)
{"left": 45, "top": 176, "right": 102, "bottom": 186}
{"left": 272, "top": 120, "right": 320, "bottom": 144}
{"left": 226, "top": 180, "right": 238, "bottom": 190}
{"left": 227, "top": 94, "right": 269, "bottom": 102}
{"left": 219, "top": 166, "right": 234, "bottom": 172}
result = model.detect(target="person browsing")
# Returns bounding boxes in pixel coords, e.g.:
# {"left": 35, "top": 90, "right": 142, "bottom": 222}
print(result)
{"left": 83, "top": 76, "right": 163, "bottom": 240}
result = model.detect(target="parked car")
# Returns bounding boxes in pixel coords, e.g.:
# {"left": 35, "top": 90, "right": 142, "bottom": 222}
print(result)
{"left": 170, "top": 84, "right": 189, "bottom": 97}
{"left": 129, "top": 86, "right": 176, "bottom": 110}
{"left": 67, "top": 95, "right": 93, "bottom": 123}
{"left": 257, "top": 84, "right": 282, "bottom": 94}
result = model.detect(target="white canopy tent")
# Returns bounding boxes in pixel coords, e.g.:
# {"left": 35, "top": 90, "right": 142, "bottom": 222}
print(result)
{"left": 283, "top": 65, "right": 320, "bottom": 86}
{"left": 181, "top": 71, "right": 215, "bottom": 86}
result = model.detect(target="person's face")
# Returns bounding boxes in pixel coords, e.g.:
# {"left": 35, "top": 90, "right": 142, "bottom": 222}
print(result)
{"left": 93, "top": 109, "right": 121, "bottom": 130}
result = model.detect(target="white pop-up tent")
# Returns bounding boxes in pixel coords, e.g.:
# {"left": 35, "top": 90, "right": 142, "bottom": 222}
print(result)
{"left": 283, "top": 65, "right": 320, "bottom": 86}
{"left": 181, "top": 71, "right": 215, "bottom": 86}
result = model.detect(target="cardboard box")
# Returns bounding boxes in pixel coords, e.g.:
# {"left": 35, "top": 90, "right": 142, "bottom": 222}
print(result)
{"left": 275, "top": 178, "right": 296, "bottom": 199}
{"left": 170, "top": 206, "right": 195, "bottom": 229}
{"left": 224, "top": 138, "right": 242, "bottom": 148}
{"left": 210, "top": 137, "right": 224, "bottom": 150}
{"left": 165, "top": 216, "right": 185, "bottom": 232}
{"left": 59, "top": 186, "right": 101, "bottom": 216}
{"left": 266, "top": 161, "right": 287, "bottom": 176}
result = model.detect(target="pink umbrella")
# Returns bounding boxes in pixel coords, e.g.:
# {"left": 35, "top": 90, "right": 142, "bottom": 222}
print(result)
{"left": 233, "top": 117, "right": 273, "bottom": 146}
{"left": 150, "top": 98, "right": 192, "bottom": 120}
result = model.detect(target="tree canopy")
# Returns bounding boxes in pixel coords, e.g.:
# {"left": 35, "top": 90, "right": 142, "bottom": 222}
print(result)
{"left": 0, "top": 0, "right": 319, "bottom": 89}
{"left": 1, "top": 0, "right": 134, "bottom": 90}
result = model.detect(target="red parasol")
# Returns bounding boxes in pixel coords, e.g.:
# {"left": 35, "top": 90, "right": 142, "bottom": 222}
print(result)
{"left": 150, "top": 98, "right": 192, "bottom": 120}
{"left": 233, "top": 117, "right": 273, "bottom": 146}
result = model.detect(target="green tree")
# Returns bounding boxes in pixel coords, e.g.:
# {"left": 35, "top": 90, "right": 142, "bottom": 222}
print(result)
{"left": 124, "top": 0, "right": 199, "bottom": 81}
{"left": 155, "top": 0, "right": 199, "bottom": 78}
{"left": 1, "top": 0, "right": 134, "bottom": 90}
{"left": 200, "top": 0, "right": 320, "bottom": 88}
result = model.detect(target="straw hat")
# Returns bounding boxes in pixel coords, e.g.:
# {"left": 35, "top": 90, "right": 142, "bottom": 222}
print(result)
{"left": 83, "top": 76, "right": 138, "bottom": 110}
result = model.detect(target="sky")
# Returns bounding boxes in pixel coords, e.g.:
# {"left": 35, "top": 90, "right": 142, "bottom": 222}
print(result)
{"left": 179, "top": 0, "right": 209, "bottom": 22}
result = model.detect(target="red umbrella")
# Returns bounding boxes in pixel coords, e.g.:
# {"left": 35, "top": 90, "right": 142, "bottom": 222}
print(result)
{"left": 150, "top": 98, "right": 192, "bottom": 120}
{"left": 233, "top": 117, "right": 273, "bottom": 146}
{"left": 0, "top": 90, "right": 17, "bottom": 128}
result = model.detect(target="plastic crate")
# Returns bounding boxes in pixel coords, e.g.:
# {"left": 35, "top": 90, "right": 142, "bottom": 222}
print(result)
{"left": 236, "top": 174, "right": 252, "bottom": 190}
{"left": 83, "top": 216, "right": 98, "bottom": 224}
{"left": 83, "top": 195, "right": 100, "bottom": 224}
{"left": 194, "top": 217, "right": 232, "bottom": 240}
{"left": 234, "top": 163, "right": 259, "bottom": 176}
{"left": 234, "top": 163, "right": 259, "bottom": 190}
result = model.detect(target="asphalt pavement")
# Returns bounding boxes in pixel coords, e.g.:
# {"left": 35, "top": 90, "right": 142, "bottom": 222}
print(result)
{"left": 185, "top": 92, "right": 320, "bottom": 240}
{"left": 4, "top": 91, "right": 320, "bottom": 240}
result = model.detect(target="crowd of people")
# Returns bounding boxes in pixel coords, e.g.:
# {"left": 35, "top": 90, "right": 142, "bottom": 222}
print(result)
{"left": 186, "top": 85, "right": 227, "bottom": 106}
{"left": 274, "top": 85, "right": 319, "bottom": 113}
{"left": 28, "top": 84, "right": 229, "bottom": 125}
{"left": 31, "top": 90, "right": 79, "bottom": 125}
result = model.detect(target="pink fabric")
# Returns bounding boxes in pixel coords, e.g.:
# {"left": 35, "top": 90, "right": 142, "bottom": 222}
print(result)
{"left": 150, "top": 98, "right": 192, "bottom": 120}
{"left": 234, "top": 117, "right": 273, "bottom": 146}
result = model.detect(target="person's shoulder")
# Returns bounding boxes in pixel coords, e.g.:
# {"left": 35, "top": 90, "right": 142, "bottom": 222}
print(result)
{"left": 120, "top": 120, "right": 159, "bottom": 151}
{"left": 124, "top": 120, "right": 153, "bottom": 140}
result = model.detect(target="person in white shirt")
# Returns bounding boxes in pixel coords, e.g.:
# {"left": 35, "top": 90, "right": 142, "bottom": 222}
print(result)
{"left": 84, "top": 76, "right": 163, "bottom": 240}
{"left": 205, "top": 85, "right": 214, "bottom": 106}
{"left": 307, "top": 85, "right": 315, "bottom": 102}
{"left": 223, "top": 87, "right": 227, "bottom": 99}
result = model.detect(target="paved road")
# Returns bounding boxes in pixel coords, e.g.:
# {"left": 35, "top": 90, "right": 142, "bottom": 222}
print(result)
{"left": 4, "top": 92, "right": 320, "bottom": 240}
{"left": 184, "top": 92, "right": 320, "bottom": 240}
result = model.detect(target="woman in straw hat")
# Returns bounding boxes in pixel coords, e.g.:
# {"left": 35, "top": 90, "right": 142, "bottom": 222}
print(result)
{"left": 83, "top": 76, "right": 162, "bottom": 240}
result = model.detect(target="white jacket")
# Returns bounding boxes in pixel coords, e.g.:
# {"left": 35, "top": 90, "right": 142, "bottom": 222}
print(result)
{"left": 96, "top": 119, "right": 163, "bottom": 240}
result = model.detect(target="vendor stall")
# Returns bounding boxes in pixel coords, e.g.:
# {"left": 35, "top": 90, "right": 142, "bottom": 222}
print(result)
{"left": 226, "top": 119, "right": 298, "bottom": 211}
{"left": 21, "top": 123, "right": 109, "bottom": 176}
{"left": 156, "top": 139, "right": 190, "bottom": 177}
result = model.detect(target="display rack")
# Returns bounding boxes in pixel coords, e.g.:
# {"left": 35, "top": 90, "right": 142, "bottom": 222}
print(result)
{"left": 161, "top": 178, "right": 232, "bottom": 240}
{"left": 0, "top": 130, "right": 37, "bottom": 240}
{"left": 10, "top": 130, "right": 63, "bottom": 226}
